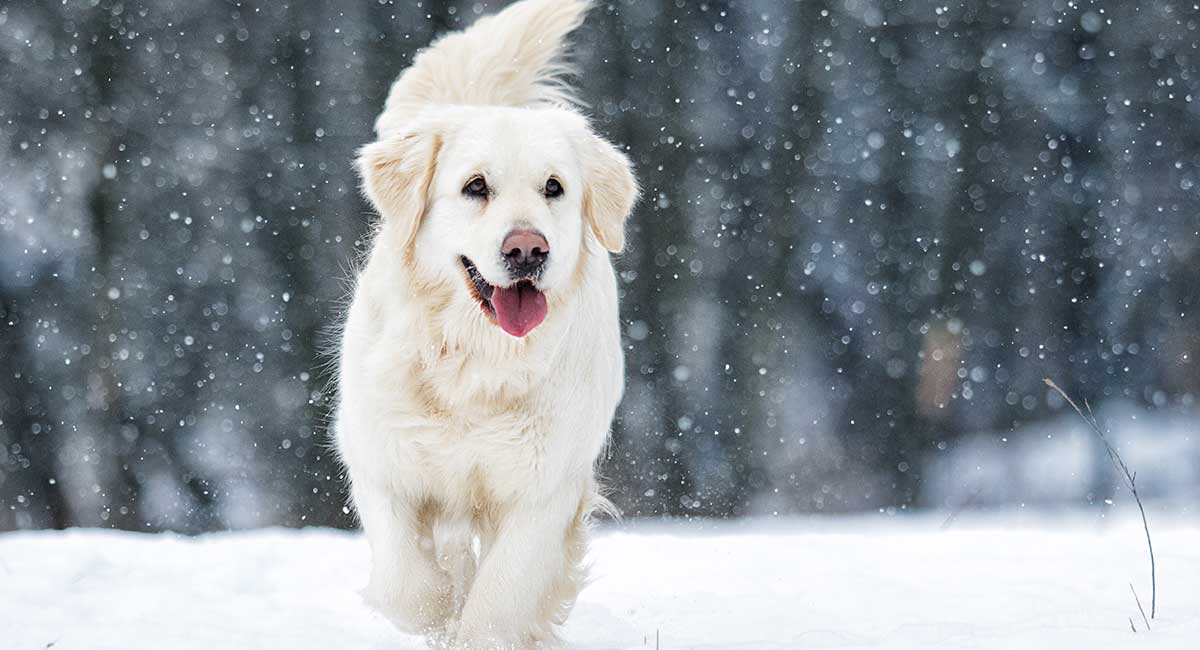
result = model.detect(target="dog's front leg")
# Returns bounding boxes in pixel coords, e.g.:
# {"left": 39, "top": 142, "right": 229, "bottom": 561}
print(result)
{"left": 354, "top": 485, "right": 454, "bottom": 636}
{"left": 455, "top": 486, "right": 590, "bottom": 648}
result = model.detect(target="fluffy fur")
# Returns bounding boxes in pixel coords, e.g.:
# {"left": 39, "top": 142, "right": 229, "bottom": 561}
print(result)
{"left": 334, "top": 1, "right": 637, "bottom": 647}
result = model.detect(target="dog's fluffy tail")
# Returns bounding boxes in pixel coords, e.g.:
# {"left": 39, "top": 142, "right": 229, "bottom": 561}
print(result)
{"left": 375, "top": 0, "right": 591, "bottom": 135}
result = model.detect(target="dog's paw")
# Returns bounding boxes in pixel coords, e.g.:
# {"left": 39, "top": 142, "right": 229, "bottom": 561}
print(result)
{"left": 452, "top": 625, "right": 555, "bottom": 650}
{"left": 362, "top": 579, "right": 454, "bottom": 637}
{"left": 420, "top": 619, "right": 459, "bottom": 650}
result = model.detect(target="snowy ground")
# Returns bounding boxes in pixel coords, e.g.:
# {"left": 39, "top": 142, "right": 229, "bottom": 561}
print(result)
{"left": 3, "top": 513, "right": 1198, "bottom": 649}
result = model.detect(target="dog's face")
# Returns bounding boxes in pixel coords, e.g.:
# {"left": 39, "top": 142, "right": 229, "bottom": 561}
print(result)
{"left": 358, "top": 107, "right": 636, "bottom": 338}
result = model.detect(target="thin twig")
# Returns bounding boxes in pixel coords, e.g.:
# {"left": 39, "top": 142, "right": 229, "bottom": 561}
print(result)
{"left": 1044, "top": 378, "right": 1157, "bottom": 619}
{"left": 940, "top": 485, "right": 982, "bottom": 530}
{"left": 1131, "top": 583, "right": 1151, "bottom": 630}
{"left": 1129, "top": 617, "right": 1137, "bottom": 633}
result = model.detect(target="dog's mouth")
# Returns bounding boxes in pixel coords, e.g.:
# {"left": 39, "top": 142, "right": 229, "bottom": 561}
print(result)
{"left": 460, "top": 256, "right": 548, "bottom": 338}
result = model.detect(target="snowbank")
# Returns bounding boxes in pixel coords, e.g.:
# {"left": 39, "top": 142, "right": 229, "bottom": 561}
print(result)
{"left": 3, "top": 514, "right": 1197, "bottom": 649}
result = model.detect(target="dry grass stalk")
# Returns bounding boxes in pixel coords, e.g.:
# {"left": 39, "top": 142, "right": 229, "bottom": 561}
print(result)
{"left": 1044, "top": 378, "right": 1157, "bottom": 620}
{"left": 1131, "top": 583, "right": 1151, "bottom": 630}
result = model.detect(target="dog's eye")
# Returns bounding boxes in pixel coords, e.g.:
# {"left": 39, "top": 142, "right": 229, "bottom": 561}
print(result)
{"left": 463, "top": 176, "right": 489, "bottom": 198}
{"left": 543, "top": 177, "right": 563, "bottom": 199}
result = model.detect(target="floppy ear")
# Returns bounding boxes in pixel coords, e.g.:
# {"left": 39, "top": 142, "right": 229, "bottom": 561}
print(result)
{"left": 356, "top": 127, "right": 442, "bottom": 251}
{"left": 582, "top": 134, "right": 638, "bottom": 254}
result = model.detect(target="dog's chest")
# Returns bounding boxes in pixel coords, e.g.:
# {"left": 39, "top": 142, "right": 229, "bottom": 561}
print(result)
{"left": 404, "top": 404, "right": 551, "bottom": 507}
{"left": 406, "top": 359, "right": 550, "bottom": 460}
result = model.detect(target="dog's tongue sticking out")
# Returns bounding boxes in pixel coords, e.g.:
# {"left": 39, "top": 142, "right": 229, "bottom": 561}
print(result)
{"left": 491, "top": 283, "right": 547, "bottom": 337}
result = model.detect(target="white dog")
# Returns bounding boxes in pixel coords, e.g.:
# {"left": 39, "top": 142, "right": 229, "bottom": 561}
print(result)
{"left": 333, "top": 0, "right": 637, "bottom": 647}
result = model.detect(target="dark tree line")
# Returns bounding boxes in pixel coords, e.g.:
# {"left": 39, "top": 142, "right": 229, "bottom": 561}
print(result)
{"left": 1, "top": 0, "right": 1196, "bottom": 531}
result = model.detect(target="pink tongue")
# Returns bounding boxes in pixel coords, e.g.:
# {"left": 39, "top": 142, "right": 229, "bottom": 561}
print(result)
{"left": 491, "top": 283, "right": 547, "bottom": 337}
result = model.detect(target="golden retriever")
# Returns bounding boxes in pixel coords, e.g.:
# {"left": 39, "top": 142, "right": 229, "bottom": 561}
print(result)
{"left": 334, "top": 0, "right": 637, "bottom": 647}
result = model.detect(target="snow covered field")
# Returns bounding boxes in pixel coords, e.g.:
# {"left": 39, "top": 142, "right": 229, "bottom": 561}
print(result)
{"left": 3, "top": 513, "right": 1198, "bottom": 649}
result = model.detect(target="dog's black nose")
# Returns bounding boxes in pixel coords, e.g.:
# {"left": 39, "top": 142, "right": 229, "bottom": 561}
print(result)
{"left": 502, "top": 229, "right": 549, "bottom": 276}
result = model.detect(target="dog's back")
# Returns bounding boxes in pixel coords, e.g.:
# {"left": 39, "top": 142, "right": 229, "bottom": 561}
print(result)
{"left": 375, "top": 0, "right": 591, "bottom": 135}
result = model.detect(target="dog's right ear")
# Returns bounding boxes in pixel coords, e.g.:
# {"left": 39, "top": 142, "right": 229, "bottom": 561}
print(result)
{"left": 356, "top": 127, "right": 442, "bottom": 251}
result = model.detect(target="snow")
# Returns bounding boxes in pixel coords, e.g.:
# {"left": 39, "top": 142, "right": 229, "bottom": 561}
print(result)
{"left": 3, "top": 514, "right": 1198, "bottom": 649}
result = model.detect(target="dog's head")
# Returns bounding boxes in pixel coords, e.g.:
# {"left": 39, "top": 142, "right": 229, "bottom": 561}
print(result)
{"left": 357, "top": 106, "right": 637, "bottom": 338}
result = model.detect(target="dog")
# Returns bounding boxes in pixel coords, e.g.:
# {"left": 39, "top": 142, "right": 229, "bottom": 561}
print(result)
{"left": 333, "top": 0, "right": 637, "bottom": 647}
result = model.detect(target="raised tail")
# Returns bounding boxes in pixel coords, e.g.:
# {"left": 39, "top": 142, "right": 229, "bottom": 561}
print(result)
{"left": 375, "top": 0, "right": 592, "bottom": 135}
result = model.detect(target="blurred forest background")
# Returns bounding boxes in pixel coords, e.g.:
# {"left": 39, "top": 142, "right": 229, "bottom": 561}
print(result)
{"left": 1, "top": 0, "right": 1197, "bottom": 532}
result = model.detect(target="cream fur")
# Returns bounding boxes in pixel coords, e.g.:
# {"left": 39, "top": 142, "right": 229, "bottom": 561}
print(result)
{"left": 334, "top": 1, "right": 637, "bottom": 647}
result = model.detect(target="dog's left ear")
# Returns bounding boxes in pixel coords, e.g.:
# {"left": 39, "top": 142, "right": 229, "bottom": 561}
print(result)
{"left": 582, "top": 133, "right": 638, "bottom": 254}
{"left": 356, "top": 126, "right": 441, "bottom": 252}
